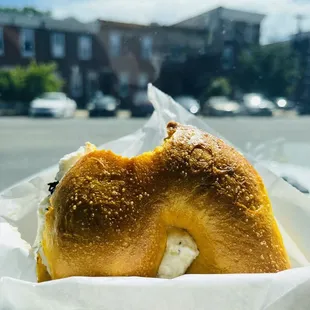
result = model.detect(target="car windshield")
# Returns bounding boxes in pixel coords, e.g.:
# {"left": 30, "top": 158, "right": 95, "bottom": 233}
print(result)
{"left": 39, "top": 93, "right": 66, "bottom": 100}
{"left": 93, "top": 91, "right": 104, "bottom": 99}
{"left": 176, "top": 97, "right": 198, "bottom": 107}
{"left": 134, "top": 92, "right": 149, "bottom": 103}
{"left": 209, "top": 96, "right": 228, "bottom": 102}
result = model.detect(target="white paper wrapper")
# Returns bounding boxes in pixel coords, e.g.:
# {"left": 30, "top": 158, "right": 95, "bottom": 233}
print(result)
{"left": 0, "top": 84, "right": 310, "bottom": 310}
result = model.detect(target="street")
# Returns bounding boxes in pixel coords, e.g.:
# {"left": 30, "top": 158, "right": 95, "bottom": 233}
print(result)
{"left": 1, "top": 115, "right": 310, "bottom": 191}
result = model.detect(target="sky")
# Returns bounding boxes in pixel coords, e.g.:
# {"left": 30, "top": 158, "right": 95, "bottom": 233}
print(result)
{"left": 2, "top": 0, "right": 310, "bottom": 44}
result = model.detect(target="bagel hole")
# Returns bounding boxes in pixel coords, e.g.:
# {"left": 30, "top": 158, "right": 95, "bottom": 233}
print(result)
{"left": 157, "top": 227, "right": 199, "bottom": 279}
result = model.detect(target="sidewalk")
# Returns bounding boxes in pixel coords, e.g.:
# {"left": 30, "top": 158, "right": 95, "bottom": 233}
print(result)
{"left": 75, "top": 109, "right": 131, "bottom": 119}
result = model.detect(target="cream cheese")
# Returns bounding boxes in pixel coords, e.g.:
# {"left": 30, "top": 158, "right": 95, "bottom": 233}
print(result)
{"left": 157, "top": 228, "right": 199, "bottom": 279}
{"left": 32, "top": 195, "right": 51, "bottom": 274}
{"left": 55, "top": 142, "right": 96, "bottom": 181}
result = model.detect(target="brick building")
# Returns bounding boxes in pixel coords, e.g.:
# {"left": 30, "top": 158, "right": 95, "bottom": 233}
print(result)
{"left": 0, "top": 13, "right": 109, "bottom": 107}
{"left": 97, "top": 20, "right": 208, "bottom": 106}
{"left": 0, "top": 7, "right": 266, "bottom": 109}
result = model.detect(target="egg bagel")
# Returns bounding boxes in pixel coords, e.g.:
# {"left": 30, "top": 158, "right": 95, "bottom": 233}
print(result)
{"left": 36, "top": 121, "right": 290, "bottom": 282}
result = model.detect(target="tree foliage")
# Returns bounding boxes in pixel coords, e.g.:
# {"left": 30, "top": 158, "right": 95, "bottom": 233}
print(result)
{"left": 155, "top": 54, "right": 222, "bottom": 99}
{"left": 235, "top": 44, "right": 299, "bottom": 98}
{"left": 0, "top": 61, "right": 63, "bottom": 103}
{"left": 206, "top": 77, "right": 232, "bottom": 97}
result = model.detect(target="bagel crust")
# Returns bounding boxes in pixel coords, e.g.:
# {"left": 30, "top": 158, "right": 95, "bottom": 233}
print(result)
{"left": 37, "top": 121, "right": 290, "bottom": 282}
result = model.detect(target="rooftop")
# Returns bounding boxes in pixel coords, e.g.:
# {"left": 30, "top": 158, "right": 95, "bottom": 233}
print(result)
{"left": 98, "top": 19, "right": 208, "bottom": 34}
{"left": 0, "top": 12, "right": 98, "bottom": 33}
{"left": 173, "top": 6, "right": 266, "bottom": 27}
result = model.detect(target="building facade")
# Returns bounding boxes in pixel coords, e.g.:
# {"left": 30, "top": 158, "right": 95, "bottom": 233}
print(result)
{"left": 97, "top": 20, "right": 208, "bottom": 106}
{"left": 0, "top": 7, "right": 266, "bottom": 109}
{"left": 174, "top": 7, "right": 265, "bottom": 72}
{"left": 0, "top": 13, "right": 109, "bottom": 107}
{"left": 292, "top": 32, "right": 310, "bottom": 113}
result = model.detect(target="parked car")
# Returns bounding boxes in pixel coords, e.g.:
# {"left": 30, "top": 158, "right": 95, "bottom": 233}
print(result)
{"left": 242, "top": 93, "right": 275, "bottom": 116}
{"left": 130, "top": 91, "right": 154, "bottom": 117}
{"left": 297, "top": 103, "right": 310, "bottom": 115}
{"left": 29, "top": 92, "right": 77, "bottom": 118}
{"left": 203, "top": 96, "right": 242, "bottom": 117}
{"left": 274, "top": 97, "right": 295, "bottom": 111}
{"left": 174, "top": 96, "right": 200, "bottom": 115}
{"left": 87, "top": 92, "right": 119, "bottom": 117}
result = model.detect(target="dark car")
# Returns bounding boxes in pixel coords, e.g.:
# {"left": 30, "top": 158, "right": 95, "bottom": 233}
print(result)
{"left": 274, "top": 97, "right": 295, "bottom": 111}
{"left": 242, "top": 93, "right": 275, "bottom": 116}
{"left": 87, "top": 92, "right": 119, "bottom": 117}
{"left": 297, "top": 103, "right": 310, "bottom": 115}
{"left": 174, "top": 96, "right": 200, "bottom": 115}
{"left": 130, "top": 91, "right": 154, "bottom": 117}
{"left": 203, "top": 96, "right": 242, "bottom": 117}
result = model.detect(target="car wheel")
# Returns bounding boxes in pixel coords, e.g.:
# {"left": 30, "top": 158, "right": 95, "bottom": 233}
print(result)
{"left": 89, "top": 111, "right": 97, "bottom": 118}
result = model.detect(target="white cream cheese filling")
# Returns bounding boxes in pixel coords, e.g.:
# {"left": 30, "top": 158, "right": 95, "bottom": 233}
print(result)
{"left": 55, "top": 142, "right": 97, "bottom": 182}
{"left": 158, "top": 228, "right": 199, "bottom": 279}
{"left": 33, "top": 196, "right": 52, "bottom": 274}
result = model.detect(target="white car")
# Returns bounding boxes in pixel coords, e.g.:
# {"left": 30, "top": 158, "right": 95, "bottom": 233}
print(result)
{"left": 29, "top": 92, "right": 77, "bottom": 118}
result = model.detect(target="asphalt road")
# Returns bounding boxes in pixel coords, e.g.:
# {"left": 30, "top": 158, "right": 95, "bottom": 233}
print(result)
{"left": 1, "top": 115, "right": 310, "bottom": 192}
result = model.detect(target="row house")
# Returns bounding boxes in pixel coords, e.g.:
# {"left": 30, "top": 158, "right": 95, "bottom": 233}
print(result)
{"left": 97, "top": 20, "right": 208, "bottom": 104}
{"left": 0, "top": 13, "right": 109, "bottom": 107}
{"left": 0, "top": 13, "right": 208, "bottom": 107}
{"left": 0, "top": 7, "right": 265, "bottom": 107}
{"left": 174, "top": 7, "right": 265, "bottom": 72}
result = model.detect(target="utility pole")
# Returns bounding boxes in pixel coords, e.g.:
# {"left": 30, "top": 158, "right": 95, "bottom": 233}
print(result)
{"left": 296, "top": 14, "right": 304, "bottom": 34}
{"left": 294, "top": 14, "right": 310, "bottom": 113}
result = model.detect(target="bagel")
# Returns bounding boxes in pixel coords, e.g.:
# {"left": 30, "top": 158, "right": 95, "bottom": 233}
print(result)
{"left": 34, "top": 121, "right": 290, "bottom": 282}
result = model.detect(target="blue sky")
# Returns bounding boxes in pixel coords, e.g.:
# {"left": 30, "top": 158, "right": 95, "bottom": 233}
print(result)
{"left": 0, "top": 0, "right": 79, "bottom": 9}
{"left": 2, "top": 0, "right": 310, "bottom": 44}
{"left": 2, "top": 0, "right": 44, "bottom": 8}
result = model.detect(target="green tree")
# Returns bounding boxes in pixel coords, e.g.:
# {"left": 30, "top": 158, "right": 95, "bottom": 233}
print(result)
{"left": 22, "top": 61, "right": 64, "bottom": 102}
{"left": 0, "top": 67, "right": 26, "bottom": 102}
{"left": 0, "top": 62, "right": 63, "bottom": 103}
{"left": 235, "top": 44, "right": 299, "bottom": 98}
{"left": 207, "top": 77, "right": 232, "bottom": 97}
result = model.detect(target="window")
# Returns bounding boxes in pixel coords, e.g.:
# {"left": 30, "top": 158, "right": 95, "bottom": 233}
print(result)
{"left": 70, "top": 66, "right": 83, "bottom": 98}
{"left": 245, "top": 24, "right": 254, "bottom": 43}
{"left": 78, "top": 35, "right": 92, "bottom": 60}
{"left": 109, "top": 31, "right": 121, "bottom": 57}
{"left": 138, "top": 73, "right": 148, "bottom": 88}
{"left": 51, "top": 33, "right": 65, "bottom": 58}
{"left": 141, "top": 36, "right": 153, "bottom": 59}
{"left": 119, "top": 72, "right": 129, "bottom": 97}
{"left": 222, "top": 20, "right": 235, "bottom": 40}
{"left": 0, "top": 27, "right": 4, "bottom": 56}
{"left": 222, "top": 45, "right": 234, "bottom": 70}
{"left": 20, "top": 28, "right": 35, "bottom": 57}
{"left": 86, "top": 71, "right": 98, "bottom": 99}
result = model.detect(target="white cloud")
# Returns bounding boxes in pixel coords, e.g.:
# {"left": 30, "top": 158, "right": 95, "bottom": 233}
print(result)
{"left": 49, "top": 0, "right": 310, "bottom": 44}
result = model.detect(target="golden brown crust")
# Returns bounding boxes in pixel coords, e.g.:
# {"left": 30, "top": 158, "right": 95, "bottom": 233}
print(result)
{"left": 38, "top": 121, "right": 290, "bottom": 282}
{"left": 36, "top": 253, "right": 51, "bottom": 282}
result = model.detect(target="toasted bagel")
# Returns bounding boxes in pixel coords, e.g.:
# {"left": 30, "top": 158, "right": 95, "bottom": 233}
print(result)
{"left": 36, "top": 121, "right": 290, "bottom": 282}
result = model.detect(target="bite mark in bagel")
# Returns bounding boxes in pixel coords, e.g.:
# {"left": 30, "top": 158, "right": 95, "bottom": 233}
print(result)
{"left": 33, "top": 121, "right": 290, "bottom": 282}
